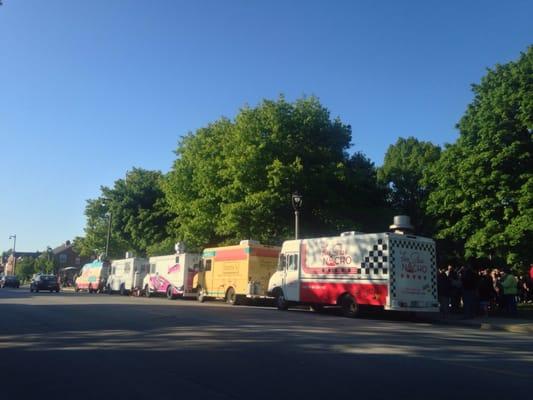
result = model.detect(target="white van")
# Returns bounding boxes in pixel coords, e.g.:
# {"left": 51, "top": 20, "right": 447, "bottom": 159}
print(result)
{"left": 143, "top": 253, "right": 200, "bottom": 299}
{"left": 106, "top": 257, "right": 149, "bottom": 295}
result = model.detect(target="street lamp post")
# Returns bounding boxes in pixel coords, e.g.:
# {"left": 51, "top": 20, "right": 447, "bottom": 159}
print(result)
{"left": 105, "top": 212, "right": 112, "bottom": 259}
{"left": 9, "top": 234, "right": 16, "bottom": 276}
{"left": 291, "top": 192, "right": 303, "bottom": 240}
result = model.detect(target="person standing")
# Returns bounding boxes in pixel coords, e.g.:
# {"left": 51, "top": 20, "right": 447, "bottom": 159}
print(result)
{"left": 438, "top": 268, "right": 452, "bottom": 318}
{"left": 500, "top": 268, "right": 518, "bottom": 314}
{"left": 478, "top": 269, "right": 495, "bottom": 317}
{"left": 461, "top": 265, "right": 478, "bottom": 318}
{"left": 492, "top": 268, "right": 504, "bottom": 310}
{"left": 447, "top": 265, "right": 462, "bottom": 313}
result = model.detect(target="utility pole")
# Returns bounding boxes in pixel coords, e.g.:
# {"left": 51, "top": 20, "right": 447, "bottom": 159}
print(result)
{"left": 9, "top": 234, "right": 16, "bottom": 275}
{"left": 105, "top": 212, "right": 112, "bottom": 259}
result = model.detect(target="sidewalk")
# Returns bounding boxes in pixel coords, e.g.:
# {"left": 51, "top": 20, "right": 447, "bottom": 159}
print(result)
{"left": 419, "top": 311, "right": 533, "bottom": 335}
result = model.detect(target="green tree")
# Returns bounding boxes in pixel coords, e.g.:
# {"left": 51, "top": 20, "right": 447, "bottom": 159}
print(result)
{"left": 75, "top": 168, "right": 175, "bottom": 258}
{"left": 425, "top": 47, "right": 533, "bottom": 267}
{"left": 378, "top": 137, "right": 441, "bottom": 235}
{"left": 164, "top": 96, "right": 387, "bottom": 249}
{"left": 34, "top": 254, "right": 54, "bottom": 274}
{"left": 16, "top": 256, "right": 36, "bottom": 282}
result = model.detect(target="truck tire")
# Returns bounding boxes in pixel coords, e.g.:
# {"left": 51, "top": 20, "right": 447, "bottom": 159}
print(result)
{"left": 341, "top": 294, "right": 359, "bottom": 318}
{"left": 144, "top": 285, "right": 151, "bottom": 297}
{"left": 74, "top": 285, "right": 79, "bottom": 293}
{"left": 166, "top": 286, "right": 176, "bottom": 300}
{"left": 119, "top": 284, "right": 126, "bottom": 296}
{"left": 310, "top": 304, "right": 324, "bottom": 313}
{"left": 275, "top": 290, "right": 289, "bottom": 311}
{"left": 197, "top": 290, "right": 206, "bottom": 303}
{"left": 226, "top": 287, "right": 237, "bottom": 305}
{"left": 88, "top": 284, "right": 93, "bottom": 294}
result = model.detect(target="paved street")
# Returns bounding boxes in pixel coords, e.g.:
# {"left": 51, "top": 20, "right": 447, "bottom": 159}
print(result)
{"left": 1, "top": 287, "right": 532, "bottom": 400}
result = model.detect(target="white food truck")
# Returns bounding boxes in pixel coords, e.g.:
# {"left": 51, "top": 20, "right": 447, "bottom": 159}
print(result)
{"left": 143, "top": 252, "right": 201, "bottom": 299}
{"left": 106, "top": 255, "right": 149, "bottom": 295}
{"left": 268, "top": 216, "right": 439, "bottom": 317}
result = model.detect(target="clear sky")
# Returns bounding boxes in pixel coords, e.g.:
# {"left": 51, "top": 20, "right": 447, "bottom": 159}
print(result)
{"left": 0, "top": 0, "right": 531, "bottom": 253}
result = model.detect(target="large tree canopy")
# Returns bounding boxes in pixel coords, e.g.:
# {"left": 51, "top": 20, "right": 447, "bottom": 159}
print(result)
{"left": 75, "top": 168, "right": 175, "bottom": 259}
{"left": 164, "top": 96, "right": 388, "bottom": 250}
{"left": 426, "top": 47, "right": 533, "bottom": 267}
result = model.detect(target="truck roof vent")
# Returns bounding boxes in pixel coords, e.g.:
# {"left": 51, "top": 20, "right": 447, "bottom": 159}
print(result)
{"left": 125, "top": 251, "right": 133, "bottom": 258}
{"left": 240, "top": 239, "right": 260, "bottom": 246}
{"left": 340, "top": 231, "right": 364, "bottom": 236}
{"left": 389, "top": 215, "right": 414, "bottom": 234}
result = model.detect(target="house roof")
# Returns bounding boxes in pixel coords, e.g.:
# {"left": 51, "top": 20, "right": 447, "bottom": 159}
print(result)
{"left": 52, "top": 241, "right": 73, "bottom": 255}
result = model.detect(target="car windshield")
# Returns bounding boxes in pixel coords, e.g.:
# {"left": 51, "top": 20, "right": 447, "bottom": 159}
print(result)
{"left": 42, "top": 276, "right": 56, "bottom": 281}
{"left": 6, "top": 276, "right": 16, "bottom": 280}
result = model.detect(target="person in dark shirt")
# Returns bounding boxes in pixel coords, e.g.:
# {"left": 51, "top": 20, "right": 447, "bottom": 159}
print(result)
{"left": 438, "top": 268, "right": 452, "bottom": 318}
{"left": 478, "top": 269, "right": 495, "bottom": 317}
{"left": 461, "top": 265, "right": 478, "bottom": 318}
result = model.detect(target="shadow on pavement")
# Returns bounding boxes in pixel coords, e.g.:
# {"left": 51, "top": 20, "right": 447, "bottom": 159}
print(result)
{"left": 1, "top": 292, "right": 532, "bottom": 400}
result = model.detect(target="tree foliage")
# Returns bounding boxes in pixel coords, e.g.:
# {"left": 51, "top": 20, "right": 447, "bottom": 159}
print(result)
{"left": 378, "top": 137, "right": 441, "bottom": 235}
{"left": 426, "top": 47, "right": 533, "bottom": 267}
{"left": 164, "top": 96, "right": 388, "bottom": 250}
{"left": 75, "top": 168, "right": 175, "bottom": 258}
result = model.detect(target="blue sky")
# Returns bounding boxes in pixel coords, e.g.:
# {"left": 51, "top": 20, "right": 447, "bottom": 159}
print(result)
{"left": 1, "top": 0, "right": 531, "bottom": 252}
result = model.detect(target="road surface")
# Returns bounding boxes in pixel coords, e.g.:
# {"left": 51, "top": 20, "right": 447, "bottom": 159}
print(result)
{"left": 1, "top": 287, "right": 531, "bottom": 399}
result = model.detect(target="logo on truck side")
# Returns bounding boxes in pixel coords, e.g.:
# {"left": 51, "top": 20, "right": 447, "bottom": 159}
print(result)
{"left": 399, "top": 251, "right": 428, "bottom": 279}
{"left": 321, "top": 243, "right": 353, "bottom": 266}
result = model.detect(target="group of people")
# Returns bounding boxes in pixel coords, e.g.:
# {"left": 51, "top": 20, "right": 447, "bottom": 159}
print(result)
{"left": 437, "top": 264, "right": 533, "bottom": 318}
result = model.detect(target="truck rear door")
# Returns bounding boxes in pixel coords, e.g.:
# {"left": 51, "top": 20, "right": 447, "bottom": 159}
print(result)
{"left": 388, "top": 236, "right": 439, "bottom": 311}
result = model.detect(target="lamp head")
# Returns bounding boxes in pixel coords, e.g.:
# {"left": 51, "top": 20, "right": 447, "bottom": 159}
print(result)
{"left": 291, "top": 192, "right": 303, "bottom": 210}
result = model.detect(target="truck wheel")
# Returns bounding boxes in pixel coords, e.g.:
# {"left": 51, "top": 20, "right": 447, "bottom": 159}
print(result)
{"left": 197, "top": 291, "right": 206, "bottom": 303}
{"left": 144, "top": 285, "right": 151, "bottom": 297}
{"left": 75, "top": 285, "right": 80, "bottom": 293}
{"left": 166, "top": 286, "right": 176, "bottom": 300}
{"left": 88, "top": 284, "right": 93, "bottom": 294}
{"left": 310, "top": 304, "right": 324, "bottom": 313}
{"left": 119, "top": 284, "right": 126, "bottom": 296}
{"left": 341, "top": 294, "right": 359, "bottom": 318}
{"left": 276, "top": 291, "right": 289, "bottom": 311}
{"left": 226, "top": 287, "right": 237, "bottom": 305}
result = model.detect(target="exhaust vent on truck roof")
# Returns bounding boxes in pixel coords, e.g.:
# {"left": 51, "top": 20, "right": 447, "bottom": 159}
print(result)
{"left": 340, "top": 231, "right": 364, "bottom": 236}
{"left": 239, "top": 239, "right": 260, "bottom": 246}
{"left": 389, "top": 215, "right": 414, "bottom": 234}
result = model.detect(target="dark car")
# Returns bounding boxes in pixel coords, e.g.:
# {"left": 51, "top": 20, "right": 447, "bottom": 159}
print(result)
{"left": 1, "top": 275, "right": 20, "bottom": 288}
{"left": 30, "top": 275, "right": 60, "bottom": 293}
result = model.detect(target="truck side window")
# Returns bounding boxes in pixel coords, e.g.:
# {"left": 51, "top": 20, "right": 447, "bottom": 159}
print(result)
{"left": 150, "top": 264, "right": 156, "bottom": 274}
{"left": 278, "top": 254, "right": 286, "bottom": 271}
{"left": 205, "top": 259, "right": 212, "bottom": 272}
{"left": 288, "top": 255, "right": 298, "bottom": 271}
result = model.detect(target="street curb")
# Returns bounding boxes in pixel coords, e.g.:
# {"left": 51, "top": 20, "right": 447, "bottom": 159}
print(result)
{"left": 425, "top": 317, "right": 533, "bottom": 335}
{"left": 479, "top": 322, "right": 533, "bottom": 335}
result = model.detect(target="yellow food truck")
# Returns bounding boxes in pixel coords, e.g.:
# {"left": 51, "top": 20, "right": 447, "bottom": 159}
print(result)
{"left": 195, "top": 240, "right": 280, "bottom": 304}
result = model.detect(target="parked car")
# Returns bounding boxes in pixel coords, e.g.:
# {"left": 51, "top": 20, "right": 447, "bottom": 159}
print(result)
{"left": 1, "top": 275, "right": 20, "bottom": 288}
{"left": 30, "top": 275, "right": 60, "bottom": 293}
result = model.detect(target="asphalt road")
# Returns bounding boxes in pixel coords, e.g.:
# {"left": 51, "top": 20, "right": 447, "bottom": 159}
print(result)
{"left": 1, "top": 287, "right": 531, "bottom": 400}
